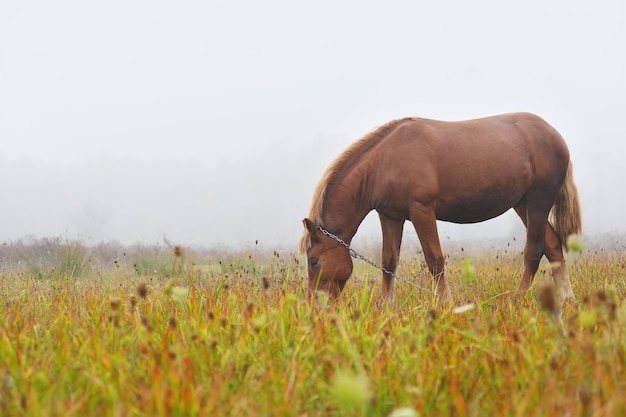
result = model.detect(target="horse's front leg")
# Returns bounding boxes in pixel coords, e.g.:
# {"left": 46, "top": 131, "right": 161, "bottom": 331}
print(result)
{"left": 379, "top": 212, "right": 404, "bottom": 303}
{"left": 409, "top": 203, "right": 454, "bottom": 306}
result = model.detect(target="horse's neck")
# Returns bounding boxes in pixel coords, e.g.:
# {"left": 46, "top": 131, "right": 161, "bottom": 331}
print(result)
{"left": 322, "top": 180, "right": 372, "bottom": 244}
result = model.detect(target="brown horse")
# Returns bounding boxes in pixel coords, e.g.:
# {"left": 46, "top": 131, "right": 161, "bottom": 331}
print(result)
{"left": 300, "top": 112, "right": 581, "bottom": 306}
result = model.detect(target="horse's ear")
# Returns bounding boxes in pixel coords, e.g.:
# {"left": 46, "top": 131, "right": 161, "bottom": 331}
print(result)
{"left": 302, "top": 218, "right": 320, "bottom": 243}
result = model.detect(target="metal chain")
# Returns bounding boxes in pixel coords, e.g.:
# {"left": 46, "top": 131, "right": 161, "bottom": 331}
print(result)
{"left": 316, "top": 225, "right": 432, "bottom": 293}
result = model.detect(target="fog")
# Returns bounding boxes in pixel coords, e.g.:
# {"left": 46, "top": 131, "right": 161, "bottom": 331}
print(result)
{"left": 1, "top": 1, "right": 625, "bottom": 250}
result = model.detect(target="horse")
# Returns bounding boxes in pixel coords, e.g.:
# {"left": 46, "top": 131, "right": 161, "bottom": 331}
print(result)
{"left": 299, "top": 112, "right": 581, "bottom": 307}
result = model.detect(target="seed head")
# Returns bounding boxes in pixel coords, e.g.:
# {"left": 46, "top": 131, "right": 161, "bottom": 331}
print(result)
{"left": 137, "top": 282, "right": 149, "bottom": 299}
{"left": 428, "top": 308, "right": 438, "bottom": 322}
{"left": 244, "top": 303, "right": 255, "bottom": 319}
{"left": 141, "top": 317, "right": 152, "bottom": 332}
{"left": 537, "top": 284, "right": 558, "bottom": 317}
{"left": 108, "top": 312, "right": 119, "bottom": 327}
{"left": 109, "top": 297, "right": 122, "bottom": 311}
{"left": 168, "top": 317, "right": 177, "bottom": 329}
{"left": 579, "top": 385, "right": 592, "bottom": 413}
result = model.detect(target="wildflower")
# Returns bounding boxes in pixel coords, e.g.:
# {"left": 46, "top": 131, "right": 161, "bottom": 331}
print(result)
{"left": 251, "top": 315, "right": 267, "bottom": 332}
{"left": 578, "top": 310, "right": 597, "bottom": 329}
{"left": 549, "top": 261, "right": 561, "bottom": 271}
{"left": 452, "top": 303, "right": 475, "bottom": 314}
{"left": 164, "top": 280, "right": 174, "bottom": 296}
{"left": 170, "top": 286, "right": 189, "bottom": 303}
{"left": 461, "top": 259, "right": 475, "bottom": 282}
{"left": 566, "top": 234, "right": 585, "bottom": 253}
{"left": 332, "top": 371, "right": 370, "bottom": 411}
{"left": 388, "top": 407, "right": 420, "bottom": 417}
{"left": 315, "top": 291, "right": 330, "bottom": 308}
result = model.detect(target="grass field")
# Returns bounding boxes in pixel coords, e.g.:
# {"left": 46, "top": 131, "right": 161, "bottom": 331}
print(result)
{"left": 1, "top": 237, "right": 625, "bottom": 416}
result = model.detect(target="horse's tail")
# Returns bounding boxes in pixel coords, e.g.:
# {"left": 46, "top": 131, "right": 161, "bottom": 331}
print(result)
{"left": 550, "top": 161, "right": 582, "bottom": 251}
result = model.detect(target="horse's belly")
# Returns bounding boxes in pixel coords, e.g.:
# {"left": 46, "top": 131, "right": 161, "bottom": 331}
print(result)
{"left": 434, "top": 178, "right": 529, "bottom": 223}
{"left": 436, "top": 201, "right": 514, "bottom": 224}
{"left": 432, "top": 152, "right": 532, "bottom": 223}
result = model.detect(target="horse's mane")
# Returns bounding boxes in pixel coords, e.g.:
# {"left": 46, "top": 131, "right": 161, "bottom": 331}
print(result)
{"left": 299, "top": 118, "right": 411, "bottom": 253}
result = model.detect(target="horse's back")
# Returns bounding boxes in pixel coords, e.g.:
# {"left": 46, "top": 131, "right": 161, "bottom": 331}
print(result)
{"left": 388, "top": 112, "right": 569, "bottom": 174}
{"left": 371, "top": 113, "right": 571, "bottom": 223}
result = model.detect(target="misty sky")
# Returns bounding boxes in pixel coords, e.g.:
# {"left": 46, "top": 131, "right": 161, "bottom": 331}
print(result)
{"left": 1, "top": 1, "right": 625, "bottom": 249}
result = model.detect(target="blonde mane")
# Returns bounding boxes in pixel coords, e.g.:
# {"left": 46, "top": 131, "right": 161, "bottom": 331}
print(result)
{"left": 299, "top": 118, "right": 411, "bottom": 253}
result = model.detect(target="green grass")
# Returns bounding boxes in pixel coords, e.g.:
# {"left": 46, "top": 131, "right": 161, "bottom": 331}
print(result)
{"left": 1, "top": 242, "right": 625, "bottom": 416}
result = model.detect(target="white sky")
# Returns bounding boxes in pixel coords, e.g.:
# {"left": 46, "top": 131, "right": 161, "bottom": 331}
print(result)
{"left": 1, "top": 1, "right": 625, "bottom": 249}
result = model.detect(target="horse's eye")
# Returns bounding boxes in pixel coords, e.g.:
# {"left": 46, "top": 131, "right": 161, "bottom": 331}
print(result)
{"left": 310, "top": 259, "right": 320, "bottom": 269}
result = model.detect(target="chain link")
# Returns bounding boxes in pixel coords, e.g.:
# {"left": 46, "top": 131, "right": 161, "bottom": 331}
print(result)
{"left": 316, "top": 225, "right": 432, "bottom": 293}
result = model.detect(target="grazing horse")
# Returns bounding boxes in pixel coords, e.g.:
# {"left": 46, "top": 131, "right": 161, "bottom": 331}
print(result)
{"left": 300, "top": 112, "right": 581, "bottom": 306}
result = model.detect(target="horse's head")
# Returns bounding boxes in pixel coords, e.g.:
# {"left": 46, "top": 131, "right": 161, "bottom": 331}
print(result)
{"left": 301, "top": 218, "right": 353, "bottom": 299}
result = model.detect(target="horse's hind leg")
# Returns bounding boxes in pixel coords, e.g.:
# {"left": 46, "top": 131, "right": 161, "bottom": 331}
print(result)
{"left": 514, "top": 199, "right": 574, "bottom": 302}
{"left": 513, "top": 198, "right": 549, "bottom": 297}
{"left": 409, "top": 203, "right": 453, "bottom": 306}
{"left": 378, "top": 212, "right": 404, "bottom": 303}
{"left": 544, "top": 223, "right": 575, "bottom": 302}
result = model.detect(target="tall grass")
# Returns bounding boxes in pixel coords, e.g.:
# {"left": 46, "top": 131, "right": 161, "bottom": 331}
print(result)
{"left": 0, "top": 239, "right": 625, "bottom": 416}
{"left": 9, "top": 237, "right": 89, "bottom": 279}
